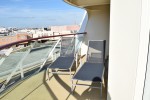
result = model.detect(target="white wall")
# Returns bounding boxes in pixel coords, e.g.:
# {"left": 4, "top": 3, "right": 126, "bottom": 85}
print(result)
{"left": 78, "top": 11, "right": 88, "bottom": 33}
{"left": 107, "top": 0, "right": 143, "bottom": 100}
{"left": 81, "top": 5, "right": 110, "bottom": 57}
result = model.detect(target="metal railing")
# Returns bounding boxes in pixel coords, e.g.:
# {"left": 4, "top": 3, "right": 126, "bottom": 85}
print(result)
{"left": 0, "top": 32, "right": 87, "bottom": 50}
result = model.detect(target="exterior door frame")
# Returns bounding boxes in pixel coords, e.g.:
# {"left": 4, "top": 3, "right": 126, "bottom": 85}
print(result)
{"left": 134, "top": 0, "right": 150, "bottom": 99}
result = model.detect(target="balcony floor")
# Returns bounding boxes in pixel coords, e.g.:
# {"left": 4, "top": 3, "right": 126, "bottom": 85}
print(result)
{"left": 0, "top": 69, "right": 107, "bottom": 100}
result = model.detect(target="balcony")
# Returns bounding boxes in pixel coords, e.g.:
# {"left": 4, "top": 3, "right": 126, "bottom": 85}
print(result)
{"left": 0, "top": 32, "right": 108, "bottom": 100}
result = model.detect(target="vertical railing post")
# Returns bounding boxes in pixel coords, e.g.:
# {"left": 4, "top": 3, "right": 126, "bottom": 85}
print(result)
{"left": 60, "top": 36, "right": 62, "bottom": 56}
{"left": 0, "top": 49, "right": 30, "bottom": 91}
{"left": 37, "top": 37, "right": 62, "bottom": 72}
{"left": 20, "top": 64, "right": 24, "bottom": 78}
{"left": 0, "top": 41, "right": 37, "bottom": 92}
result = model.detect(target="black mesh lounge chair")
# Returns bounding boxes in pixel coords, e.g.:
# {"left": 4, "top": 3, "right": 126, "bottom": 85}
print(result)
{"left": 71, "top": 40, "right": 106, "bottom": 96}
{"left": 47, "top": 36, "right": 76, "bottom": 78}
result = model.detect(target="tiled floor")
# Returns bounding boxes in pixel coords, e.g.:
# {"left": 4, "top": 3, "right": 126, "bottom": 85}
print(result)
{"left": 0, "top": 70, "right": 107, "bottom": 100}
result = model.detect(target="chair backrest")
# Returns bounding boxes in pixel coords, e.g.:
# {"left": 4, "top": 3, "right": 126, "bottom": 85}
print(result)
{"left": 60, "top": 36, "right": 75, "bottom": 57}
{"left": 86, "top": 40, "right": 106, "bottom": 63}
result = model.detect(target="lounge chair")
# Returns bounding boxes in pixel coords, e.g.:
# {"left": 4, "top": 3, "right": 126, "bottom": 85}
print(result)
{"left": 71, "top": 40, "right": 106, "bottom": 96}
{"left": 47, "top": 36, "right": 76, "bottom": 78}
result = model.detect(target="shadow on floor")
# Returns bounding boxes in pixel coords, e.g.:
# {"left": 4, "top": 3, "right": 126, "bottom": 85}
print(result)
{"left": 22, "top": 70, "right": 58, "bottom": 100}
{"left": 50, "top": 74, "right": 106, "bottom": 100}
{"left": 43, "top": 71, "right": 58, "bottom": 100}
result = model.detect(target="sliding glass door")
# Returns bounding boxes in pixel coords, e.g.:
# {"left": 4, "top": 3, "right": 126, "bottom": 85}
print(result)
{"left": 143, "top": 31, "right": 150, "bottom": 100}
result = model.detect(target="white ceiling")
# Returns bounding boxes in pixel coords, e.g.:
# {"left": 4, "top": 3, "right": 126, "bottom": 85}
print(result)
{"left": 65, "top": 0, "right": 110, "bottom": 7}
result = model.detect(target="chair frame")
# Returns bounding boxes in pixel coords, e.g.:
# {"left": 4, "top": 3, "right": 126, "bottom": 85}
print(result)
{"left": 47, "top": 36, "right": 77, "bottom": 79}
{"left": 71, "top": 40, "right": 106, "bottom": 97}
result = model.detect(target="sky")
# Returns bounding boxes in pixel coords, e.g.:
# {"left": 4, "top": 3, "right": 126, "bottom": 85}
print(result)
{"left": 0, "top": 0, "right": 85, "bottom": 28}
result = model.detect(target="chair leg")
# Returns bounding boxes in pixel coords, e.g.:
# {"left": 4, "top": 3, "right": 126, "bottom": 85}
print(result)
{"left": 101, "top": 82, "right": 103, "bottom": 98}
{"left": 47, "top": 68, "right": 50, "bottom": 80}
{"left": 103, "top": 77, "right": 105, "bottom": 88}
{"left": 71, "top": 80, "right": 74, "bottom": 93}
{"left": 47, "top": 68, "right": 54, "bottom": 80}
{"left": 69, "top": 69, "right": 72, "bottom": 80}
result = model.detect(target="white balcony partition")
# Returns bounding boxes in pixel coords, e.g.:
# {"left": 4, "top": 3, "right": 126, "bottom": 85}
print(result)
{"left": 108, "top": 0, "right": 150, "bottom": 100}
{"left": 79, "top": 5, "right": 110, "bottom": 57}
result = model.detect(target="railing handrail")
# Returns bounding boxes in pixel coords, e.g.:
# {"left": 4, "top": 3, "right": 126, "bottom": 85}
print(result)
{"left": 0, "top": 32, "right": 87, "bottom": 50}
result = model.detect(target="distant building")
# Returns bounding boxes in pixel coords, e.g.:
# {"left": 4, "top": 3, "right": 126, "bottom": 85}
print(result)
{"left": 0, "top": 33, "right": 32, "bottom": 46}
{"left": 50, "top": 25, "right": 80, "bottom": 33}
{"left": 50, "top": 25, "right": 80, "bottom": 39}
{"left": 0, "top": 27, "right": 7, "bottom": 33}
{"left": 0, "top": 25, "right": 80, "bottom": 46}
{"left": 0, "top": 27, "right": 9, "bottom": 36}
